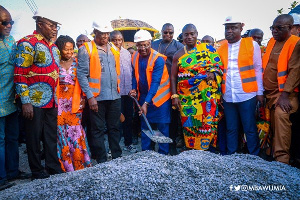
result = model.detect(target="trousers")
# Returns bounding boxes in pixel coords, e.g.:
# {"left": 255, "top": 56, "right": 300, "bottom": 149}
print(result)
{"left": 25, "top": 107, "right": 62, "bottom": 176}
{"left": 89, "top": 99, "right": 122, "bottom": 163}
{"left": 223, "top": 97, "right": 260, "bottom": 155}
{"left": 270, "top": 95, "right": 299, "bottom": 164}
{"left": 0, "top": 111, "right": 19, "bottom": 183}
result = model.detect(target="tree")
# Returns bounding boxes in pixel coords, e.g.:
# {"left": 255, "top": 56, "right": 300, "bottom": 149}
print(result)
{"left": 277, "top": 1, "right": 299, "bottom": 14}
{"left": 154, "top": 32, "right": 161, "bottom": 40}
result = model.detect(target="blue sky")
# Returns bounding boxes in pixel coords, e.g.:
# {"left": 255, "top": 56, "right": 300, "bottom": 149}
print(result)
{"left": 2, "top": 0, "right": 293, "bottom": 44}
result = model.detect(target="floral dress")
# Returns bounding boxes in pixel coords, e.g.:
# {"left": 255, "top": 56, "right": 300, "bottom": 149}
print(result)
{"left": 57, "top": 59, "right": 91, "bottom": 172}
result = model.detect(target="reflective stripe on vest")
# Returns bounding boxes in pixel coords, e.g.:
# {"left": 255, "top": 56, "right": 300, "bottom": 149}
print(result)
{"left": 84, "top": 41, "right": 121, "bottom": 97}
{"left": 217, "top": 37, "right": 258, "bottom": 94}
{"left": 132, "top": 49, "right": 171, "bottom": 107}
{"left": 262, "top": 35, "right": 300, "bottom": 92}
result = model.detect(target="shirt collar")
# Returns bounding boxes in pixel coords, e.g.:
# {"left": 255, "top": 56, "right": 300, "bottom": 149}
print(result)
{"left": 33, "top": 30, "right": 54, "bottom": 45}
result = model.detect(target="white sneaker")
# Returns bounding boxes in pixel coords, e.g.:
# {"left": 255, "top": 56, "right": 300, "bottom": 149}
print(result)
{"left": 124, "top": 145, "right": 138, "bottom": 153}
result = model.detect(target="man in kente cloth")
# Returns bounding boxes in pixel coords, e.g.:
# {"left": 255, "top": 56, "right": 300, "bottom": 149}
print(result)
{"left": 170, "top": 24, "right": 223, "bottom": 150}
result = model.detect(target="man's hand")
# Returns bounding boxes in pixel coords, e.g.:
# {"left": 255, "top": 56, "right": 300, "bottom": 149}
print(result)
{"left": 206, "top": 72, "right": 215, "bottom": 81}
{"left": 275, "top": 92, "right": 292, "bottom": 113}
{"left": 172, "top": 98, "right": 181, "bottom": 110}
{"left": 88, "top": 97, "right": 98, "bottom": 112}
{"left": 139, "top": 103, "right": 148, "bottom": 116}
{"left": 22, "top": 103, "right": 33, "bottom": 120}
{"left": 129, "top": 89, "right": 137, "bottom": 98}
{"left": 80, "top": 98, "right": 86, "bottom": 109}
{"left": 256, "top": 95, "right": 264, "bottom": 105}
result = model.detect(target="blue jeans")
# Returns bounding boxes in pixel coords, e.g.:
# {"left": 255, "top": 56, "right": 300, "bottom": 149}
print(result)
{"left": 223, "top": 97, "right": 259, "bottom": 155}
{"left": 141, "top": 121, "right": 169, "bottom": 155}
{"left": 0, "top": 111, "right": 19, "bottom": 184}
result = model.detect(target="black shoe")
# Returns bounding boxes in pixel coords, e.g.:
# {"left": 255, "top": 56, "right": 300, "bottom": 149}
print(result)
{"left": 169, "top": 147, "right": 179, "bottom": 156}
{"left": 7, "top": 171, "right": 31, "bottom": 181}
{"left": 0, "top": 181, "right": 15, "bottom": 191}
{"left": 132, "top": 137, "right": 138, "bottom": 145}
{"left": 31, "top": 171, "right": 50, "bottom": 181}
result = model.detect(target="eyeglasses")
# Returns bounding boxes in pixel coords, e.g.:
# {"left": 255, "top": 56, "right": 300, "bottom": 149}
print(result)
{"left": 269, "top": 25, "right": 291, "bottom": 31}
{"left": 1, "top": 21, "right": 14, "bottom": 26}
{"left": 163, "top": 31, "right": 174, "bottom": 35}
{"left": 136, "top": 44, "right": 150, "bottom": 50}
{"left": 40, "top": 21, "right": 60, "bottom": 30}
{"left": 225, "top": 26, "right": 239, "bottom": 31}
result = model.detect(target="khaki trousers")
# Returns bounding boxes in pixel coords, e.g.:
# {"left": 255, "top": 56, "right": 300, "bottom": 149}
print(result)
{"left": 270, "top": 95, "right": 299, "bottom": 164}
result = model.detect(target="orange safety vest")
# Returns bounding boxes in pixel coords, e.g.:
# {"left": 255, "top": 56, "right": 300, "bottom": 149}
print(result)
{"left": 84, "top": 41, "right": 120, "bottom": 97}
{"left": 217, "top": 37, "right": 258, "bottom": 94}
{"left": 132, "top": 49, "right": 171, "bottom": 107}
{"left": 262, "top": 35, "right": 300, "bottom": 92}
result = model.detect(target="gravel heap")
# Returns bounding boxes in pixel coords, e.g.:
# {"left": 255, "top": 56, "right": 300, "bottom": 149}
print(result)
{"left": 1, "top": 150, "right": 299, "bottom": 200}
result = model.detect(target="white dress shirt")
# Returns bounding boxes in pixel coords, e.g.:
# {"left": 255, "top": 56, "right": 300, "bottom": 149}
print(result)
{"left": 223, "top": 39, "right": 264, "bottom": 103}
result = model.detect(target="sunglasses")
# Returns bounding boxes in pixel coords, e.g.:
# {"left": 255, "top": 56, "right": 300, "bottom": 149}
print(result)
{"left": 1, "top": 21, "right": 14, "bottom": 26}
{"left": 163, "top": 31, "right": 174, "bottom": 35}
{"left": 269, "top": 25, "right": 291, "bottom": 31}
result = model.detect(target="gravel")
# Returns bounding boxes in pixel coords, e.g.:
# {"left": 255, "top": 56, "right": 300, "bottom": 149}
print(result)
{"left": 1, "top": 150, "right": 299, "bottom": 200}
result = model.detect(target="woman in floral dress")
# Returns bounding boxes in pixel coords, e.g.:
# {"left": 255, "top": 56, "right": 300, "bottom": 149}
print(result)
{"left": 55, "top": 35, "right": 91, "bottom": 172}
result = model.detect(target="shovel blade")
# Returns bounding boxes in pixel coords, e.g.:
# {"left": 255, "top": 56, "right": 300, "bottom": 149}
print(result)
{"left": 142, "top": 129, "right": 173, "bottom": 143}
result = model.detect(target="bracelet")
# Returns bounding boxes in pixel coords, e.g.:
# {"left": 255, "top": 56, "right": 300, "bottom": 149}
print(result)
{"left": 144, "top": 101, "right": 150, "bottom": 106}
{"left": 171, "top": 94, "right": 179, "bottom": 99}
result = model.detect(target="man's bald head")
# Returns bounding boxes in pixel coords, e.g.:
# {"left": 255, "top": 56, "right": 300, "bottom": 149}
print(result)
{"left": 272, "top": 14, "right": 293, "bottom": 42}
{"left": 76, "top": 34, "right": 89, "bottom": 48}
{"left": 0, "top": 5, "right": 9, "bottom": 13}
{"left": 182, "top": 24, "right": 197, "bottom": 33}
{"left": 249, "top": 28, "right": 264, "bottom": 46}
{"left": 182, "top": 24, "right": 198, "bottom": 48}
{"left": 162, "top": 23, "right": 173, "bottom": 31}
{"left": 201, "top": 35, "right": 214, "bottom": 46}
{"left": 109, "top": 30, "right": 123, "bottom": 40}
{"left": 273, "top": 14, "right": 294, "bottom": 26}
{"left": 0, "top": 6, "right": 13, "bottom": 38}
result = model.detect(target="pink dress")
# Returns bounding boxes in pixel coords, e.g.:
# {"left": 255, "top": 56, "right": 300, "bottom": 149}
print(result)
{"left": 57, "top": 59, "right": 91, "bottom": 172}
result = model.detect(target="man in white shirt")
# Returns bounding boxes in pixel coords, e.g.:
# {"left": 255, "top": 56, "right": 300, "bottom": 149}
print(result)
{"left": 217, "top": 16, "right": 264, "bottom": 155}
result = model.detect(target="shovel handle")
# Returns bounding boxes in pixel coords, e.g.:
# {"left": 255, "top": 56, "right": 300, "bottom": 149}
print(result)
{"left": 129, "top": 94, "right": 154, "bottom": 133}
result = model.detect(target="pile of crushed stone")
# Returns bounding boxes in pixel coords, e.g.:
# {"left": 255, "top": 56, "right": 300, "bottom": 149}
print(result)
{"left": 1, "top": 150, "right": 299, "bottom": 199}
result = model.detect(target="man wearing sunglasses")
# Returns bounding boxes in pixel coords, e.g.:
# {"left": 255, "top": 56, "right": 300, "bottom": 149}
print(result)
{"left": 152, "top": 23, "right": 183, "bottom": 155}
{"left": 263, "top": 14, "right": 300, "bottom": 165}
{"left": 217, "top": 16, "right": 263, "bottom": 156}
{"left": 0, "top": 5, "right": 30, "bottom": 191}
{"left": 14, "top": 9, "right": 63, "bottom": 180}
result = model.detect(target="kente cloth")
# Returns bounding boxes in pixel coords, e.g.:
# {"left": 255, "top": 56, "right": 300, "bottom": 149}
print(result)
{"left": 256, "top": 104, "right": 271, "bottom": 149}
{"left": 57, "top": 59, "right": 91, "bottom": 172}
{"left": 14, "top": 31, "right": 60, "bottom": 108}
{"left": 177, "top": 43, "right": 223, "bottom": 150}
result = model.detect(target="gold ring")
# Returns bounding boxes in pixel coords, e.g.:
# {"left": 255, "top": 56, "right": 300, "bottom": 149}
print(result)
{"left": 172, "top": 106, "right": 176, "bottom": 110}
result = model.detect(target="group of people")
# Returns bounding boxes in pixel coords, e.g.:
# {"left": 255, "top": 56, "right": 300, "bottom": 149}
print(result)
{"left": 0, "top": 4, "right": 299, "bottom": 191}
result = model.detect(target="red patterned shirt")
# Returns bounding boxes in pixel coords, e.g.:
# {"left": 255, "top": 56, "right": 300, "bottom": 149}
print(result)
{"left": 14, "top": 31, "right": 60, "bottom": 108}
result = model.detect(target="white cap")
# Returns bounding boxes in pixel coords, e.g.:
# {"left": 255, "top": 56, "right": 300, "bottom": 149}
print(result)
{"left": 134, "top": 30, "right": 152, "bottom": 43}
{"left": 92, "top": 21, "right": 114, "bottom": 32}
{"left": 290, "top": 13, "right": 300, "bottom": 25}
{"left": 223, "top": 16, "right": 243, "bottom": 25}
{"left": 33, "top": 9, "right": 61, "bottom": 25}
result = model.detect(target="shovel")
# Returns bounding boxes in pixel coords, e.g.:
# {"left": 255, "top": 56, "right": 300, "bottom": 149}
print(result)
{"left": 129, "top": 95, "right": 173, "bottom": 143}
